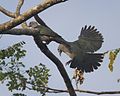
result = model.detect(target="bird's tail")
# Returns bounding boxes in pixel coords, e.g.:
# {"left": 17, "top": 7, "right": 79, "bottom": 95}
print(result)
{"left": 70, "top": 53, "right": 104, "bottom": 73}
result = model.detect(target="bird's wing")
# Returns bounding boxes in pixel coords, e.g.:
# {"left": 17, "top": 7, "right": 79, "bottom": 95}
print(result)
{"left": 70, "top": 53, "right": 104, "bottom": 73}
{"left": 74, "top": 25, "right": 103, "bottom": 52}
{"left": 38, "top": 25, "right": 61, "bottom": 37}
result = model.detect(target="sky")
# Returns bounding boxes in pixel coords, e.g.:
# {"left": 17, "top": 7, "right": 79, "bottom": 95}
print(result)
{"left": 0, "top": 0, "right": 120, "bottom": 96}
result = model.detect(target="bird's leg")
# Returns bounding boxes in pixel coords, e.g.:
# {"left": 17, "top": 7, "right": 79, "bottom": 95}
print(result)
{"left": 77, "top": 69, "right": 84, "bottom": 85}
{"left": 72, "top": 69, "right": 84, "bottom": 89}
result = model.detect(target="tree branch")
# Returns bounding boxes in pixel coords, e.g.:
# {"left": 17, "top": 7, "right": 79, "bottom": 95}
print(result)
{"left": 0, "top": 0, "right": 68, "bottom": 31}
{"left": 0, "top": 6, "right": 15, "bottom": 18}
{"left": 25, "top": 82, "right": 120, "bottom": 95}
{"left": 0, "top": 0, "right": 28, "bottom": 29}
{"left": 47, "top": 87, "right": 120, "bottom": 95}
{"left": 15, "top": 0, "right": 24, "bottom": 16}
{"left": 33, "top": 35, "right": 76, "bottom": 96}
{"left": 34, "top": 14, "right": 49, "bottom": 28}
{"left": 0, "top": 28, "right": 38, "bottom": 36}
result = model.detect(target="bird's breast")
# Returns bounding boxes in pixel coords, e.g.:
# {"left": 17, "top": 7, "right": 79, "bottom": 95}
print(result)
{"left": 65, "top": 51, "right": 76, "bottom": 59}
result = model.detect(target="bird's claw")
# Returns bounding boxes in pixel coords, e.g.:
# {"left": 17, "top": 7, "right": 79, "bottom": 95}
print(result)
{"left": 72, "top": 69, "right": 84, "bottom": 88}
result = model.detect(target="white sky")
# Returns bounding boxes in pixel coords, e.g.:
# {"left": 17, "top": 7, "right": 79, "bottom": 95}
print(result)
{"left": 0, "top": 0, "right": 120, "bottom": 96}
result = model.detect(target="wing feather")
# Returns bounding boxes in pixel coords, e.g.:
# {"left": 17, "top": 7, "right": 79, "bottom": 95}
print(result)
{"left": 74, "top": 25, "right": 103, "bottom": 52}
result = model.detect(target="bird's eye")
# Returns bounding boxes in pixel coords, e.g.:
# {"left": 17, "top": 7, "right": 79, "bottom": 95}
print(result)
{"left": 57, "top": 48, "right": 62, "bottom": 53}
{"left": 57, "top": 48, "right": 60, "bottom": 51}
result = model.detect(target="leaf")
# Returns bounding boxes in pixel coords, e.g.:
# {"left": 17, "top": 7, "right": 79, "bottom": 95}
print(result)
{"left": 108, "top": 51, "right": 115, "bottom": 72}
{"left": 0, "top": 72, "right": 5, "bottom": 81}
{"left": 108, "top": 48, "right": 120, "bottom": 72}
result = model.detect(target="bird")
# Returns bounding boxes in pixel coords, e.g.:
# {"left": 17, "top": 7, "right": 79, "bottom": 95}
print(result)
{"left": 58, "top": 25, "right": 104, "bottom": 73}
{"left": 29, "top": 21, "right": 64, "bottom": 44}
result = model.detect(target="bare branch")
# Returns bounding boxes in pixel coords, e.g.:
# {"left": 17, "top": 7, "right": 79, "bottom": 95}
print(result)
{"left": 34, "top": 14, "right": 49, "bottom": 28}
{"left": 15, "top": 0, "right": 24, "bottom": 16}
{"left": 0, "top": 0, "right": 68, "bottom": 31}
{"left": 0, "top": 1, "right": 28, "bottom": 28}
{"left": 0, "top": 28, "right": 38, "bottom": 36}
{"left": 77, "top": 90, "right": 120, "bottom": 95}
{"left": 15, "top": 0, "right": 29, "bottom": 28}
{"left": 47, "top": 87, "right": 120, "bottom": 95}
{"left": 33, "top": 35, "right": 76, "bottom": 96}
{"left": 25, "top": 82, "right": 120, "bottom": 95}
{"left": 0, "top": 6, "right": 15, "bottom": 18}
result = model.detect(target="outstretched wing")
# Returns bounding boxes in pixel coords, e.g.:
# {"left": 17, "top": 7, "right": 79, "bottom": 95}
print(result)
{"left": 74, "top": 25, "right": 103, "bottom": 52}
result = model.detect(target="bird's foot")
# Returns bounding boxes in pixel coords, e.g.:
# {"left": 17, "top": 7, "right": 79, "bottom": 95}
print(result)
{"left": 72, "top": 69, "right": 84, "bottom": 88}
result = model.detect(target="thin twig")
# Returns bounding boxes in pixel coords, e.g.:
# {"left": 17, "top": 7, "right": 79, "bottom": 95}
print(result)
{"left": 15, "top": 0, "right": 24, "bottom": 16}
{"left": 103, "top": 48, "right": 120, "bottom": 55}
{"left": 0, "top": 6, "right": 15, "bottom": 18}
{"left": 15, "top": 0, "right": 28, "bottom": 28}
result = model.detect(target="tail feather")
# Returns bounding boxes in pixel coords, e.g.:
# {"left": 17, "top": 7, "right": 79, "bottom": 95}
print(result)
{"left": 70, "top": 53, "right": 104, "bottom": 73}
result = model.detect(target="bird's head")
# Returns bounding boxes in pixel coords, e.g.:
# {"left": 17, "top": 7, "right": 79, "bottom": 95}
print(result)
{"left": 58, "top": 44, "right": 70, "bottom": 56}
{"left": 29, "top": 21, "right": 38, "bottom": 28}
{"left": 58, "top": 44, "right": 63, "bottom": 56}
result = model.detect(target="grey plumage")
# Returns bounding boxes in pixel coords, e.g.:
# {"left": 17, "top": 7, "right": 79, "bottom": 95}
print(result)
{"left": 58, "top": 25, "right": 104, "bottom": 73}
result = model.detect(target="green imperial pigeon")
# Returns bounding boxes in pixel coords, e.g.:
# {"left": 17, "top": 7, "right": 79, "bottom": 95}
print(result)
{"left": 29, "top": 21, "right": 64, "bottom": 44}
{"left": 58, "top": 25, "right": 104, "bottom": 73}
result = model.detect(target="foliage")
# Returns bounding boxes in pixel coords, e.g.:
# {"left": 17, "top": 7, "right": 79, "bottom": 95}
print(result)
{"left": 26, "top": 64, "right": 50, "bottom": 95}
{"left": 104, "top": 48, "right": 120, "bottom": 72}
{"left": 0, "top": 41, "right": 50, "bottom": 96}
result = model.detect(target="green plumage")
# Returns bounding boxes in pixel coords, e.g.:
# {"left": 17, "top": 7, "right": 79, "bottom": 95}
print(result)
{"left": 29, "top": 21, "right": 62, "bottom": 44}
